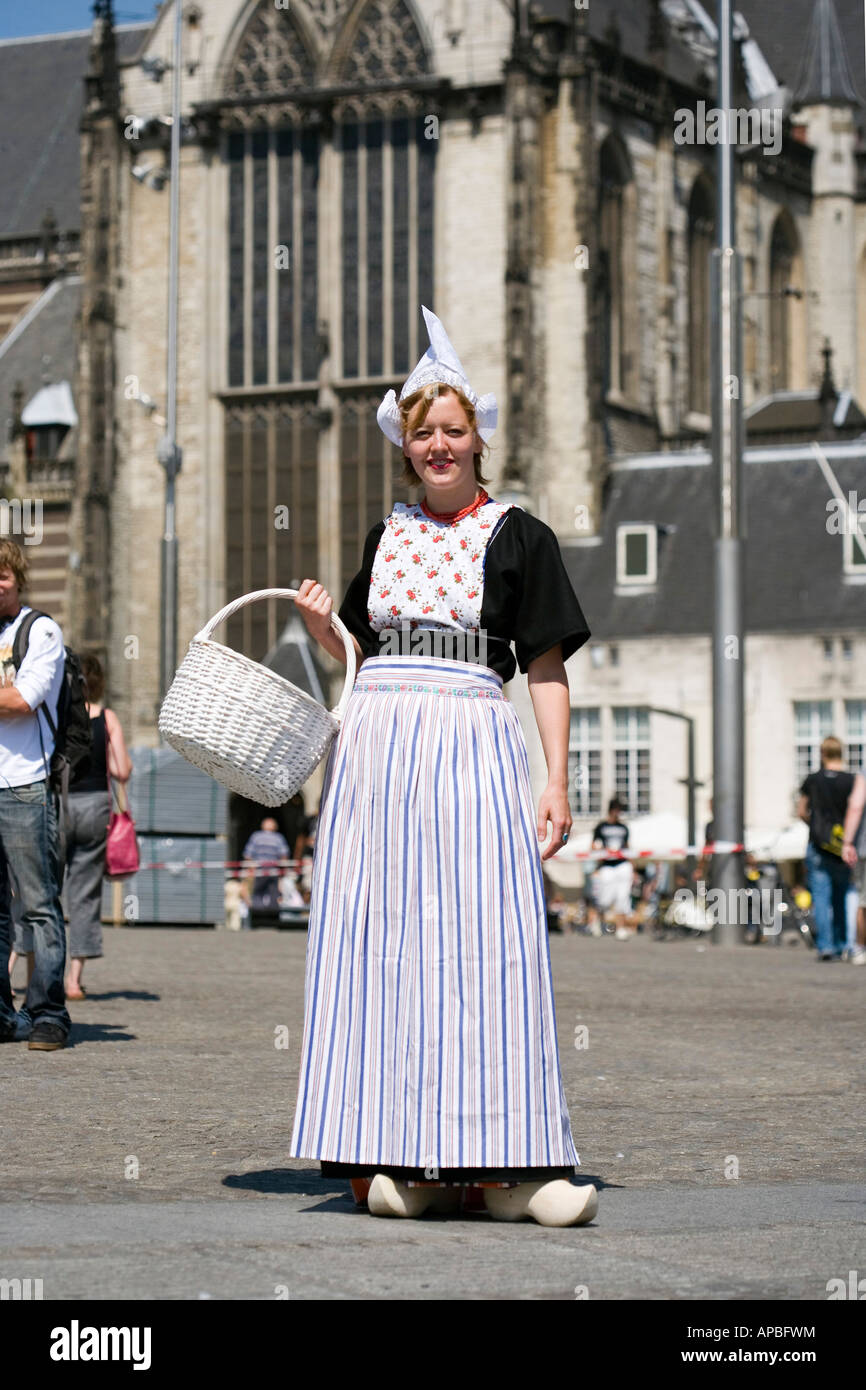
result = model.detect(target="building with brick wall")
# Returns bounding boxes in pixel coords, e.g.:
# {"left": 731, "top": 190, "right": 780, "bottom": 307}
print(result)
{"left": 2, "top": 0, "right": 865, "bottom": 877}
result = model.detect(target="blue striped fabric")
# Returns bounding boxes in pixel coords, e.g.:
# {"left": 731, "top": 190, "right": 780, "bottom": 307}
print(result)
{"left": 289, "top": 654, "right": 580, "bottom": 1171}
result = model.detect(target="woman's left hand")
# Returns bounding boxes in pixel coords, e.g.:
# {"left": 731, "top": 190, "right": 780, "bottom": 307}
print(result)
{"left": 537, "top": 783, "right": 572, "bottom": 862}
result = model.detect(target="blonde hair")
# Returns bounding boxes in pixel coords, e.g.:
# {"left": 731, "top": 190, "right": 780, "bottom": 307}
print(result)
{"left": 397, "top": 382, "right": 492, "bottom": 488}
{"left": 821, "top": 736, "right": 843, "bottom": 762}
{"left": 0, "top": 539, "right": 28, "bottom": 592}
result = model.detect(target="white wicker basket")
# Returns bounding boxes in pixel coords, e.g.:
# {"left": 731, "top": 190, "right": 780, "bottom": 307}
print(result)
{"left": 157, "top": 588, "right": 357, "bottom": 807}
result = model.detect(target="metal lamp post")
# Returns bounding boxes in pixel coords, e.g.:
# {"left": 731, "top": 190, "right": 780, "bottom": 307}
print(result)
{"left": 710, "top": 0, "right": 746, "bottom": 944}
{"left": 158, "top": 0, "right": 184, "bottom": 708}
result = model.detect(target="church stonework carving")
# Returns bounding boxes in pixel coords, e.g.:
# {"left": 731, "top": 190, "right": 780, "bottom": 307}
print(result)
{"left": 227, "top": 0, "right": 429, "bottom": 98}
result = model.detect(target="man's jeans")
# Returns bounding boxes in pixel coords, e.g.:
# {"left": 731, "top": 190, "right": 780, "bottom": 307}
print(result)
{"left": 805, "top": 842, "right": 850, "bottom": 956}
{"left": 0, "top": 779, "right": 70, "bottom": 1037}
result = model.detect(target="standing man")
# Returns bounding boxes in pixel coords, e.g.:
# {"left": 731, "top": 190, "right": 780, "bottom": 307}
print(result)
{"left": 242, "top": 815, "right": 291, "bottom": 913}
{"left": 798, "top": 737, "right": 865, "bottom": 962}
{"left": 589, "top": 798, "right": 634, "bottom": 940}
{"left": 0, "top": 540, "right": 70, "bottom": 1048}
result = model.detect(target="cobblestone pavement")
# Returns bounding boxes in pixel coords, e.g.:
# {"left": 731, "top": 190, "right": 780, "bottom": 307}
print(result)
{"left": 3, "top": 927, "right": 864, "bottom": 1299}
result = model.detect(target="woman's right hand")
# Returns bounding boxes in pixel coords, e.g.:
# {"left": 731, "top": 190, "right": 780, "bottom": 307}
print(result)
{"left": 295, "top": 579, "right": 335, "bottom": 647}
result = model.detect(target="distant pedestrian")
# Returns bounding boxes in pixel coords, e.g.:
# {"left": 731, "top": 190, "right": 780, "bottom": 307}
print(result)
{"left": 63, "top": 655, "right": 132, "bottom": 999}
{"left": 0, "top": 539, "right": 69, "bottom": 1049}
{"left": 243, "top": 817, "right": 290, "bottom": 912}
{"left": 589, "top": 798, "right": 634, "bottom": 939}
{"left": 798, "top": 737, "right": 865, "bottom": 960}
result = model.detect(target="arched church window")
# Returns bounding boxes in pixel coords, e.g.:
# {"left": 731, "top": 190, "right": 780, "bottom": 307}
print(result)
{"left": 227, "top": 3, "right": 315, "bottom": 96}
{"left": 687, "top": 175, "right": 714, "bottom": 417}
{"left": 338, "top": 0, "right": 429, "bottom": 83}
{"left": 598, "top": 135, "right": 637, "bottom": 401}
{"left": 769, "top": 211, "right": 804, "bottom": 392}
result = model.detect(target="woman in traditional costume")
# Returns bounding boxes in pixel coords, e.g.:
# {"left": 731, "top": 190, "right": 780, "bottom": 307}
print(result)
{"left": 289, "top": 308, "right": 597, "bottom": 1226}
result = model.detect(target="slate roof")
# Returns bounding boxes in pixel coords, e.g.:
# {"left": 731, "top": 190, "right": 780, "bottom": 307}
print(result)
{"left": 737, "top": 0, "right": 866, "bottom": 108}
{"left": 561, "top": 440, "right": 866, "bottom": 639}
{"left": 538, "top": 0, "right": 866, "bottom": 114}
{"left": 746, "top": 390, "right": 866, "bottom": 436}
{"left": 0, "top": 275, "right": 82, "bottom": 464}
{"left": 0, "top": 25, "right": 148, "bottom": 241}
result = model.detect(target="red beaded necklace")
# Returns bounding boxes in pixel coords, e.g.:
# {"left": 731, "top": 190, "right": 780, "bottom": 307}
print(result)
{"left": 419, "top": 487, "right": 489, "bottom": 525}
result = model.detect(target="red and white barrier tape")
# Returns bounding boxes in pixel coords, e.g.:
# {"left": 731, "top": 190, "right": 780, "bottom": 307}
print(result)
{"left": 567, "top": 842, "right": 745, "bottom": 861}
{"left": 134, "top": 858, "right": 304, "bottom": 872}
{"left": 128, "top": 844, "right": 747, "bottom": 872}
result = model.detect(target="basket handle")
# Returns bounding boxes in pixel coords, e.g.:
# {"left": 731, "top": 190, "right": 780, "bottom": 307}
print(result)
{"left": 193, "top": 588, "right": 357, "bottom": 723}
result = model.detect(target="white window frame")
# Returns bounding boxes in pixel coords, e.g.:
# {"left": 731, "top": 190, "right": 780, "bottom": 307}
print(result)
{"left": 612, "top": 706, "right": 651, "bottom": 814}
{"left": 568, "top": 708, "right": 602, "bottom": 818}
{"left": 616, "top": 524, "right": 657, "bottom": 586}
{"left": 845, "top": 699, "right": 866, "bottom": 774}
{"left": 794, "top": 700, "right": 833, "bottom": 788}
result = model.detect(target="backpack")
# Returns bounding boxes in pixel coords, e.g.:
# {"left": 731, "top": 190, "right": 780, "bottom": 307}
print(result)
{"left": 12, "top": 609, "right": 93, "bottom": 799}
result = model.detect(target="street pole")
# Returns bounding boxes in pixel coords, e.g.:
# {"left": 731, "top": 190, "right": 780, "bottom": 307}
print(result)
{"left": 710, "top": 0, "right": 745, "bottom": 944}
{"left": 650, "top": 708, "right": 700, "bottom": 879}
{"left": 158, "top": 0, "right": 183, "bottom": 708}
{"left": 687, "top": 716, "right": 696, "bottom": 868}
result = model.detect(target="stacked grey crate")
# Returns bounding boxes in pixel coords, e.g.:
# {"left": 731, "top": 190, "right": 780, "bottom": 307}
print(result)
{"left": 101, "top": 747, "right": 228, "bottom": 925}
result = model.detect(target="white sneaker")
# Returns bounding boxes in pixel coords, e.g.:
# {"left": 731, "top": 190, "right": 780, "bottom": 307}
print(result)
{"left": 849, "top": 947, "right": 866, "bottom": 966}
{"left": 484, "top": 1180, "right": 598, "bottom": 1227}
{"left": 615, "top": 927, "right": 631, "bottom": 940}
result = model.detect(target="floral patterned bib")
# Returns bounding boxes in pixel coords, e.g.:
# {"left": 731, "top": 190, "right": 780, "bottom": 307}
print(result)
{"left": 367, "top": 499, "right": 516, "bottom": 635}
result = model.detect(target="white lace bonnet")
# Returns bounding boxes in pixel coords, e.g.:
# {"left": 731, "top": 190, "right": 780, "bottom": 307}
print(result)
{"left": 376, "top": 305, "right": 498, "bottom": 448}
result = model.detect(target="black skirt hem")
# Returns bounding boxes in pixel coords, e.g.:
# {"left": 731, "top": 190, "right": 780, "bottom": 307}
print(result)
{"left": 321, "top": 1161, "right": 577, "bottom": 1184}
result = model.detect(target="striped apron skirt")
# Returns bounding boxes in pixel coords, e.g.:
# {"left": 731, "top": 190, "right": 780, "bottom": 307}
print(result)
{"left": 288, "top": 654, "right": 580, "bottom": 1183}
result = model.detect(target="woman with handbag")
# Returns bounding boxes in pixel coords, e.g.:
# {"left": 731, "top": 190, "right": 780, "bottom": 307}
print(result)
{"left": 288, "top": 307, "right": 598, "bottom": 1226}
{"left": 63, "top": 655, "right": 133, "bottom": 999}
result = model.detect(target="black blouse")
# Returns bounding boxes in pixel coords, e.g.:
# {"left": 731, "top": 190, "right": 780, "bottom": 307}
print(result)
{"left": 338, "top": 504, "right": 591, "bottom": 683}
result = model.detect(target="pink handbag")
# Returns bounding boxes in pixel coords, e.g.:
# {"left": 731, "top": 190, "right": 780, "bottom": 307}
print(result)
{"left": 104, "top": 715, "right": 140, "bottom": 880}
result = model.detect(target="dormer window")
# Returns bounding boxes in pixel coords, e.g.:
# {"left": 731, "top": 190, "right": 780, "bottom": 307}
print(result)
{"left": 21, "top": 381, "right": 77, "bottom": 462}
{"left": 617, "top": 524, "right": 657, "bottom": 585}
{"left": 26, "top": 424, "right": 68, "bottom": 461}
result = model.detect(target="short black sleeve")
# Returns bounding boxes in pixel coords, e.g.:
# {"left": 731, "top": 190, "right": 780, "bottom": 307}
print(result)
{"left": 799, "top": 774, "right": 813, "bottom": 800}
{"left": 337, "top": 520, "right": 386, "bottom": 658}
{"left": 509, "top": 513, "right": 591, "bottom": 673}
